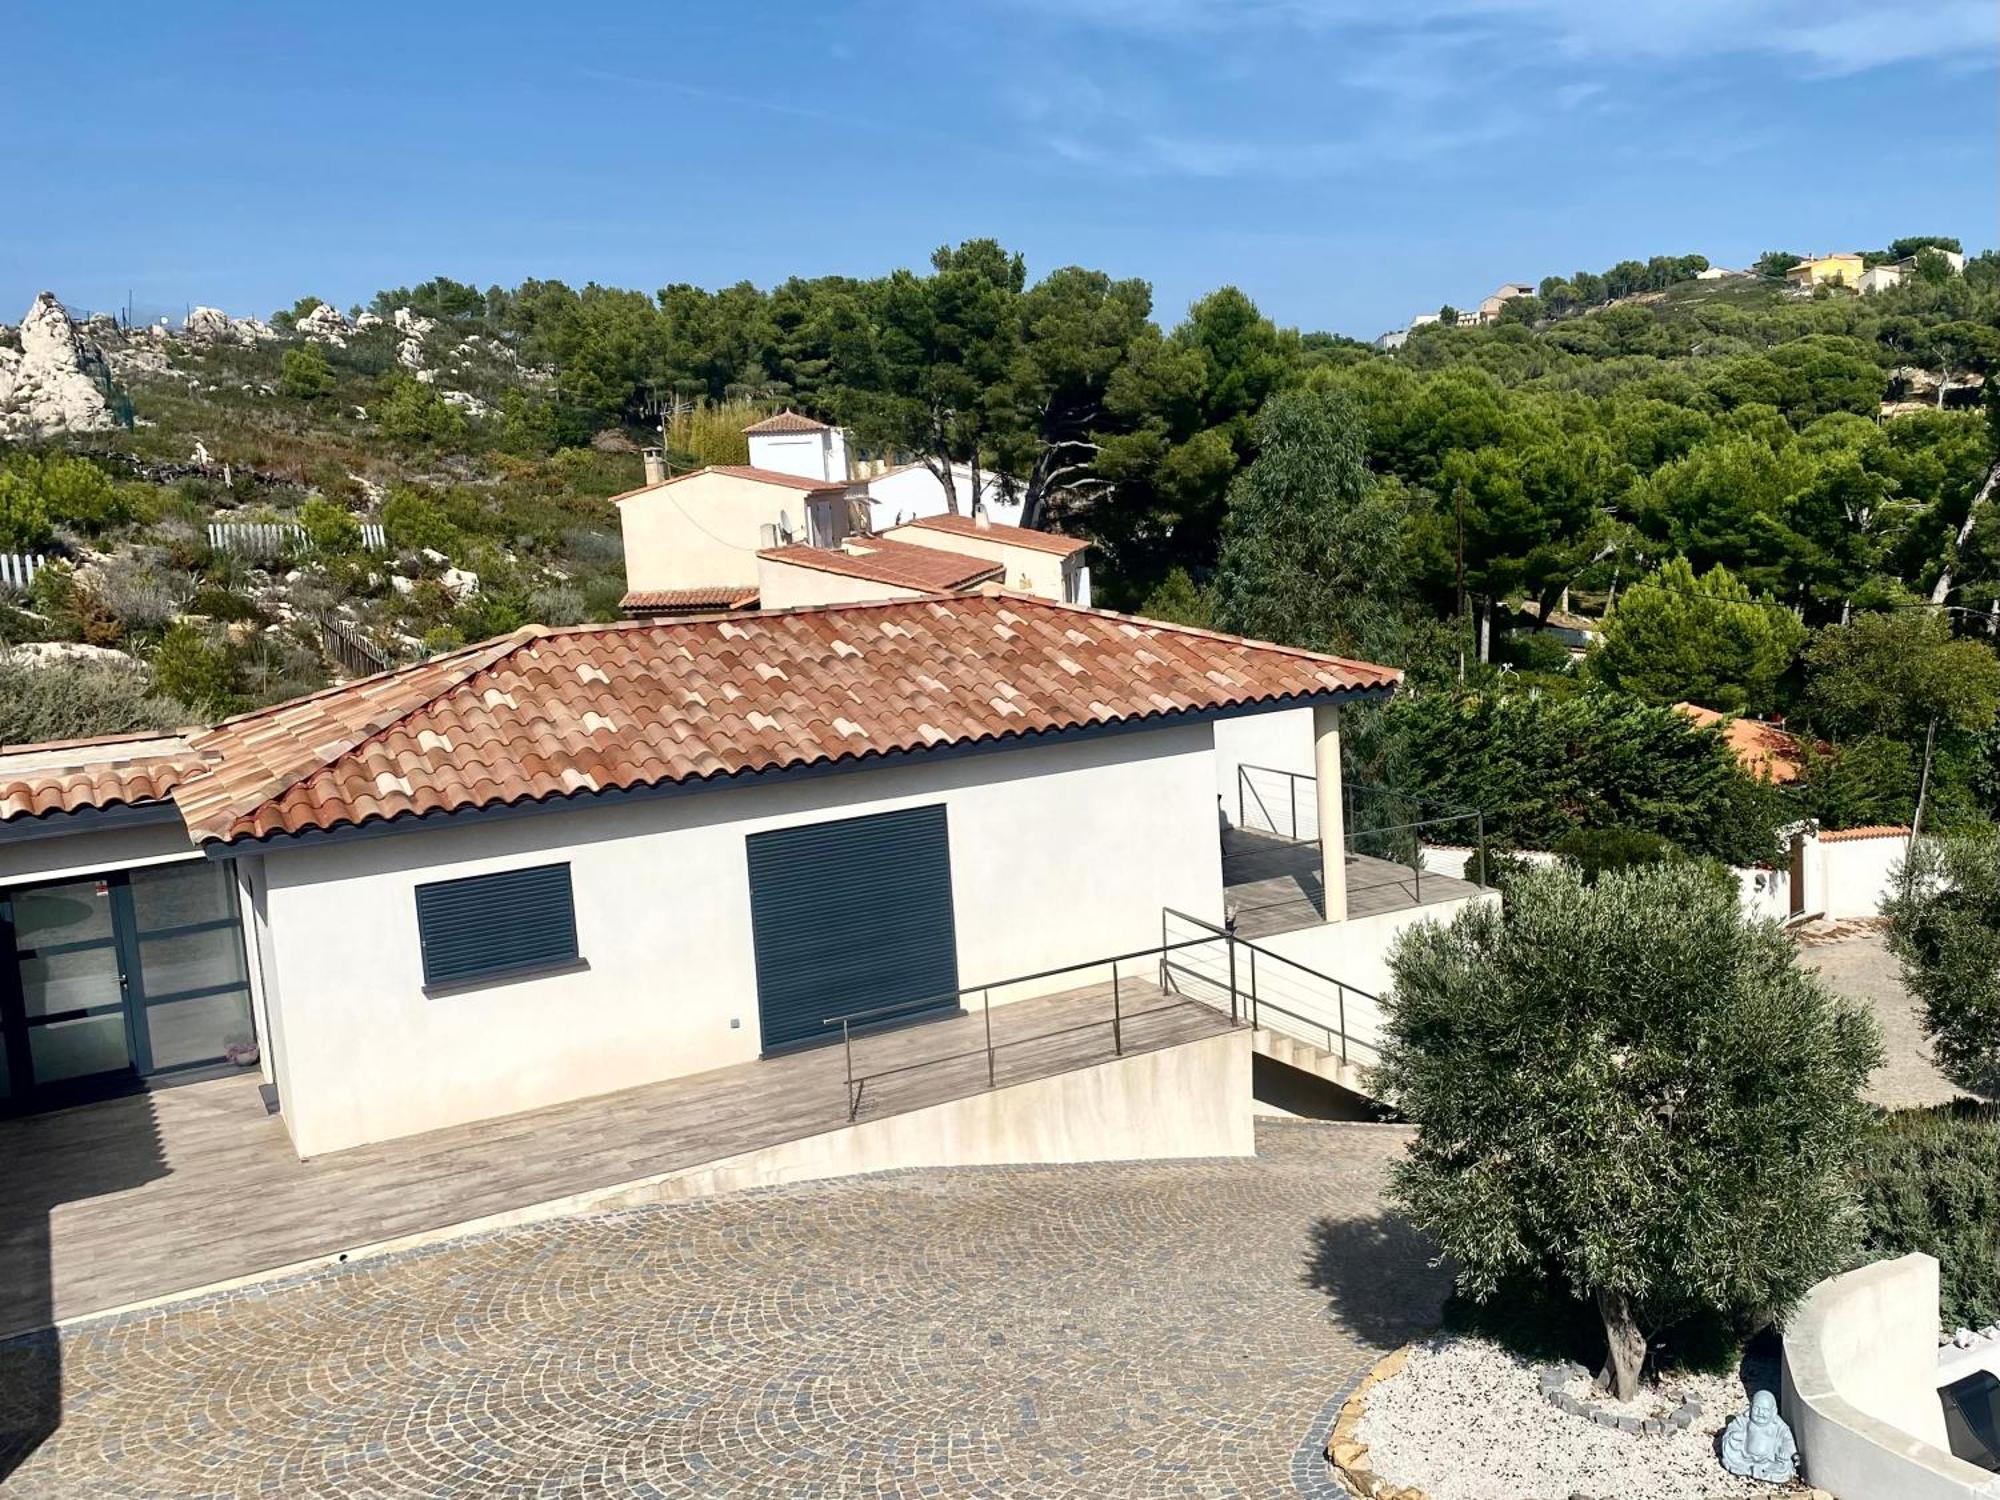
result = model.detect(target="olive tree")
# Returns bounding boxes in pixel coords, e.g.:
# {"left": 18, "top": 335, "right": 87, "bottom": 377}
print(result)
{"left": 1375, "top": 864, "right": 1881, "bottom": 1400}
{"left": 1884, "top": 826, "right": 2000, "bottom": 1098}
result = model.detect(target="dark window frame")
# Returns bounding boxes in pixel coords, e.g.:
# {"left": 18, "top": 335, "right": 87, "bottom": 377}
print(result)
{"left": 414, "top": 862, "right": 579, "bottom": 989}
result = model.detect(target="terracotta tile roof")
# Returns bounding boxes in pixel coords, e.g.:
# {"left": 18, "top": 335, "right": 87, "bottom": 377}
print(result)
{"left": 1674, "top": 703, "right": 1806, "bottom": 784}
{"left": 1821, "top": 824, "right": 1909, "bottom": 843}
{"left": 895, "top": 514, "right": 1089, "bottom": 556}
{"left": 742, "top": 410, "right": 831, "bottom": 435}
{"left": 173, "top": 595, "right": 1400, "bottom": 846}
{"left": 758, "top": 540, "right": 1003, "bottom": 593}
{"left": 0, "top": 730, "right": 197, "bottom": 824}
{"left": 620, "top": 587, "right": 760, "bottom": 614}
{"left": 607, "top": 465, "right": 852, "bottom": 505}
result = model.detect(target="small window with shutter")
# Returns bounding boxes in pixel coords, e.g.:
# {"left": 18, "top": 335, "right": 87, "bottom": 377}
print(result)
{"left": 414, "top": 863, "right": 578, "bottom": 987}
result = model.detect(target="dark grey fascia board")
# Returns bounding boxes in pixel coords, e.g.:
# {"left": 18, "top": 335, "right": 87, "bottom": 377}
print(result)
{"left": 0, "top": 800, "right": 186, "bottom": 846}
{"left": 200, "top": 686, "right": 1394, "bottom": 860}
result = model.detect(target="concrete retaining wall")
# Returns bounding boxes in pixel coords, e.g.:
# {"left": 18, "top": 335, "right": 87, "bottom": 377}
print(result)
{"left": 1782, "top": 1253, "right": 2000, "bottom": 1499}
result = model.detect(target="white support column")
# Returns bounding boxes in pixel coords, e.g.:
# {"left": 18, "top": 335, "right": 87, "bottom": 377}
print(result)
{"left": 1313, "top": 703, "right": 1347, "bottom": 924}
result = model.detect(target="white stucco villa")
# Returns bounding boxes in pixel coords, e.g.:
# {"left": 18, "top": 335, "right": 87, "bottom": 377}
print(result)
{"left": 0, "top": 593, "right": 1484, "bottom": 1169}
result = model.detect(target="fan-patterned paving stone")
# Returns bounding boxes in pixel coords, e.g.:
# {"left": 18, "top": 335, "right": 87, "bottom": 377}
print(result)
{"left": 0, "top": 1121, "right": 1446, "bottom": 1498}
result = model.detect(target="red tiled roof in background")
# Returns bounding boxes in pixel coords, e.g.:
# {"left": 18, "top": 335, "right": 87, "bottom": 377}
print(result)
{"left": 1820, "top": 825, "right": 1910, "bottom": 843}
{"left": 0, "top": 731, "right": 198, "bottom": 823}
{"left": 741, "top": 410, "right": 831, "bottom": 435}
{"left": 895, "top": 514, "right": 1089, "bottom": 556}
{"left": 173, "top": 594, "right": 1400, "bottom": 846}
{"left": 620, "top": 587, "right": 760, "bottom": 615}
{"left": 1675, "top": 703, "right": 1807, "bottom": 785}
{"left": 758, "top": 540, "right": 1002, "bottom": 594}
{"left": 607, "top": 464, "right": 854, "bottom": 506}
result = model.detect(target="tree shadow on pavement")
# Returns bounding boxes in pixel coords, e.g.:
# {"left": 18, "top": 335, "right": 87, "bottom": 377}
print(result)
{"left": 1303, "top": 1210, "right": 1454, "bottom": 1349}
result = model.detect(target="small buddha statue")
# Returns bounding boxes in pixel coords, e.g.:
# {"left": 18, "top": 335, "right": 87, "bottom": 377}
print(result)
{"left": 1720, "top": 1389, "right": 1798, "bottom": 1483}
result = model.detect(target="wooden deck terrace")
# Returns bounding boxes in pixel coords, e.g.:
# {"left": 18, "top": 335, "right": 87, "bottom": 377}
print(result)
{"left": 0, "top": 977, "right": 1231, "bottom": 1336}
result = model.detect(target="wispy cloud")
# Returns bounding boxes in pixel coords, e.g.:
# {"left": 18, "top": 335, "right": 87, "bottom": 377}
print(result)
{"left": 994, "top": 0, "right": 1995, "bottom": 74}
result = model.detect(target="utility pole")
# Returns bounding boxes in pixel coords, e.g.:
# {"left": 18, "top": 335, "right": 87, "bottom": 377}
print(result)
{"left": 1910, "top": 713, "right": 1940, "bottom": 852}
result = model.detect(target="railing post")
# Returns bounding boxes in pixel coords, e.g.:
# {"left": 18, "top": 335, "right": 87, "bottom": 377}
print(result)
{"left": 842, "top": 1020, "right": 857, "bottom": 1120}
{"left": 984, "top": 988, "right": 995, "bottom": 1089}
{"left": 1336, "top": 983, "right": 1348, "bottom": 1065}
{"left": 1112, "top": 959, "right": 1122, "bottom": 1056}
{"left": 1290, "top": 770, "right": 1299, "bottom": 842}
{"left": 1476, "top": 812, "right": 1487, "bottom": 887}
{"left": 1248, "top": 944, "right": 1257, "bottom": 1030}
{"left": 1238, "top": 765, "right": 1245, "bottom": 831}
{"left": 1226, "top": 929, "right": 1239, "bottom": 1025}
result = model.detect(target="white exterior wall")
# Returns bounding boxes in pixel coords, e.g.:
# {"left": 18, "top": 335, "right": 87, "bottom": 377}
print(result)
{"left": 746, "top": 430, "right": 846, "bottom": 483}
{"left": 1783, "top": 1254, "right": 1998, "bottom": 1500}
{"left": 754, "top": 554, "right": 925, "bottom": 611}
{"left": 864, "top": 465, "right": 1023, "bottom": 530}
{"left": 1213, "top": 707, "right": 1317, "bottom": 834}
{"left": 618, "top": 472, "right": 808, "bottom": 594}
{"left": 1823, "top": 833, "right": 1907, "bottom": 920}
{"left": 878, "top": 523, "right": 1075, "bottom": 602}
{"left": 1255, "top": 895, "right": 1495, "bottom": 1035}
{"left": 253, "top": 724, "right": 1224, "bottom": 1157}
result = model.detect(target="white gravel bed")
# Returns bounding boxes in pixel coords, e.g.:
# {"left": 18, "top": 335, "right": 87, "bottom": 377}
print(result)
{"left": 1355, "top": 1334, "right": 1773, "bottom": 1500}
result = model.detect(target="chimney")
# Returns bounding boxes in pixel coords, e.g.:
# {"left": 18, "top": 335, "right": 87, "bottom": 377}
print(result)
{"left": 974, "top": 509, "right": 991, "bottom": 530}
{"left": 642, "top": 448, "right": 666, "bottom": 486}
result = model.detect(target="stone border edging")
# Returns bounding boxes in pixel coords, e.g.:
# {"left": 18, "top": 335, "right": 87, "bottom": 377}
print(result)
{"left": 1534, "top": 1360, "right": 1703, "bottom": 1436}
{"left": 1322, "top": 1343, "right": 1428, "bottom": 1500}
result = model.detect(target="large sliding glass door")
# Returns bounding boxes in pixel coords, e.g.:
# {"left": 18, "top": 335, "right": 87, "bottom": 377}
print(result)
{"left": 0, "top": 863, "right": 256, "bottom": 1112}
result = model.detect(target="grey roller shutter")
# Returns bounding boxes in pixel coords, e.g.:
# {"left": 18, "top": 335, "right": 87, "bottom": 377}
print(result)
{"left": 746, "top": 804, "right": 958, "bottom": 1052}
{"left": 415, "top": 863, "right": 577, "bottom": 986}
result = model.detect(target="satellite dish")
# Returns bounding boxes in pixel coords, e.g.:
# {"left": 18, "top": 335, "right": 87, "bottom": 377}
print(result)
{"left": 778, "top": 508, "right": 794, "bottom": 544}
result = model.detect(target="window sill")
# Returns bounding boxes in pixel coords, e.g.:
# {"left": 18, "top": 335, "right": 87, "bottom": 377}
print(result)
{"left": 422, "top": 955, "right": 589, "bottom": 998}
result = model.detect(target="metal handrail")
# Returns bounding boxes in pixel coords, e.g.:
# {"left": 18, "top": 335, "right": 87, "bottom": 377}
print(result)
{"left": 1160, "top": 906, "right": 1380, "bottom": 1066}
{"left": 820, "top": 934, "right": 1241, "bottom": 1122}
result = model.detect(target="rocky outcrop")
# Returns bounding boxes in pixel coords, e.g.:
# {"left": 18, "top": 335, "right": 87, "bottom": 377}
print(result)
{"left": 0, "top": 292, "right": 117, "bottom": 438}
{"left": 183, "top": 306, "right": 278, "bottom": 345}
{"left": 296, "top": 302, "right": 352, "bottom": 347}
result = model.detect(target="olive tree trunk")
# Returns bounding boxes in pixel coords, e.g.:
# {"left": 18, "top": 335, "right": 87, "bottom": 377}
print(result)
{"left": 1594, "top": 1288, "right": 1647, "bottom": 1403}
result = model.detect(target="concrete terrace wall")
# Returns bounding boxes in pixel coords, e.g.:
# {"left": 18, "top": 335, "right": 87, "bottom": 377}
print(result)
{"left": 1783, "top": 1254, "right": 2000, "bottom": 1500}
{"left": 255, "top": 723, "right": 1226, "bottom": 1158}
{"left": 646, "top": 1025, "right": 1254, "bottom": 1202}
{"left": 1213, "top": 706, "right": 1316, "bottom": 835}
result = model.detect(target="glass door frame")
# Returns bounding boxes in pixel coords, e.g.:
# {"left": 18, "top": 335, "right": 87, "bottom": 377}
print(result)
{"left": 0, "top": 864, "right": 257, "bottom": 1114}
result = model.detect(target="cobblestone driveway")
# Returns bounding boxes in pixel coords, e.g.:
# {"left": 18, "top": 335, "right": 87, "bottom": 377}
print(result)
{"left": 0, "top": 1121, "right": 1446, "bottom": 1499}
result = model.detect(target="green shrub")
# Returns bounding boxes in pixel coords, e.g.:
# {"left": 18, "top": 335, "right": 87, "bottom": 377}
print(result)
{"left": 381, "top": 488, "right": 462, "bottom": 555}
{"left": 151, "top": 622, "right": 239, "bottom": 717}
{"left": 1854, "top": 1104, "right": 2000, "bottom": 1329}
{"left": 279, "top": 344, "right": 333, "bottom": 400}
{"left": 0, "top": 659, "right": 192, "bottom": 743}
{"left": 1553, "top": 826, "right": 1683, "bottom": 881}
{"left": 0, "top": 454, "right": 129, "bottom": 547}
{"left": 298, "top": 495, "right": 362, "bottom": 555}
{"left": 378, "top": 375, "right": 469, "bottom": 445}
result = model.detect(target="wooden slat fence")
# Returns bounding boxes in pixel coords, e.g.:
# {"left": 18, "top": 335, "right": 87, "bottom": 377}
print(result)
{"left": 318, "top": 615, "right": 395, "bottom": 678}
{"left": 209, "top": 523, "right": 387, "bottom": 557}
{"left": 0, "top": 554, "right": 47, "bottom": 592}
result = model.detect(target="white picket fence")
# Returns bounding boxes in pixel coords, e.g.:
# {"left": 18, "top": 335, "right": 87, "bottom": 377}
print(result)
{"left": 207, "top": 522, "right": 387, "bottom": 557}
{"left": 0, "top": 553, "right": 46, "bottom": 592}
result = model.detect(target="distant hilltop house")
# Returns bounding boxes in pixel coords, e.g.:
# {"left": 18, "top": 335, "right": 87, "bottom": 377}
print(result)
{"left": 1857, "top": 249, "right": 1966, "bottom": 295}
{"left": 1475, "top": 283, "right": 1536, "bottom": 323}
{"left": 1379, "top": 283, "right": 1536, "bottom": 346}
{"left": 614, "top": 411, "right": 1089, "bottom": 618}
{"left": 1785, "top": 253, "right": 1866, "bottom": 291}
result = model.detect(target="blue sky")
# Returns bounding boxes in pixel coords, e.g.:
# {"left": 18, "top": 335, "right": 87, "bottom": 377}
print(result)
{"left": 4, "top": 1, "right": 1994, "bottom": 339}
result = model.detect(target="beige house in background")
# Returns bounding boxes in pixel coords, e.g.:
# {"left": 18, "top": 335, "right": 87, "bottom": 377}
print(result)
{"left": 614, "top": 463, "right": 859, "bottom": 614}
{"left": 881, "top": 515, "right": 1091, "bottom": 604}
